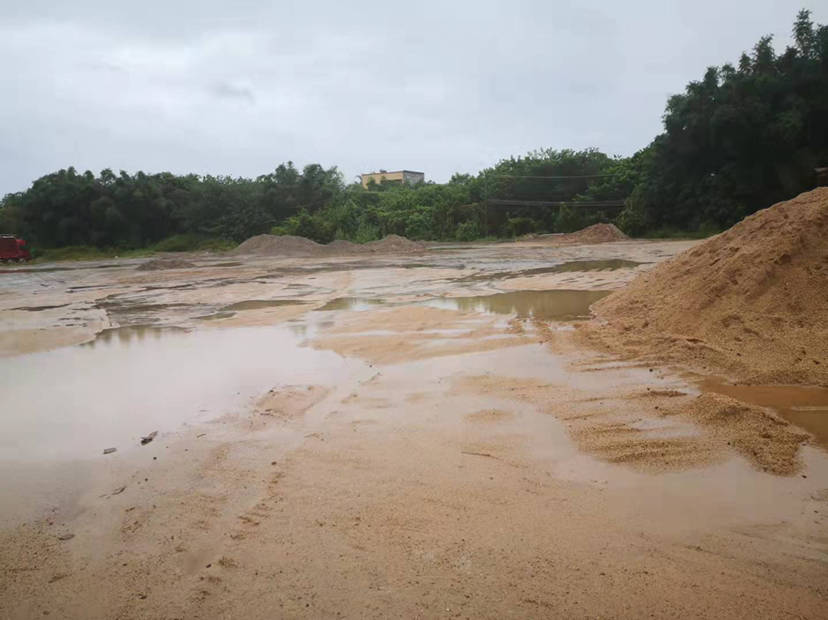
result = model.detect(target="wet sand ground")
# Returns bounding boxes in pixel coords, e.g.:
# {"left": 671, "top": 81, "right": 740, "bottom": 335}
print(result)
{"left": 1, "top": 239, "right": 827, "bottom": 619}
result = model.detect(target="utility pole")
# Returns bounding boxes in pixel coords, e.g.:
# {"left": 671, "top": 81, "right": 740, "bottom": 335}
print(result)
{"left": 483, "top": 171, "right": 488, "bottom": 237}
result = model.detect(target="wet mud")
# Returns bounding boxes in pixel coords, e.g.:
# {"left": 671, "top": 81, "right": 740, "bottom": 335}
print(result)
{"left": 701, "top": 379, "right": 828, "bottom": 449}
{"left": 1, "top": 238, "right": 827, "bottom": 620}
{"left": 425, "top": 289, "right": 611, "bottom": 320}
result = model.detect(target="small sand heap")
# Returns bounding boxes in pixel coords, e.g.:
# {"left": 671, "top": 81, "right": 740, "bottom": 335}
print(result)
{"left": 137, "top": 258, "right": 197, "bottom": 271}
{"left": 232, "top": 234, "right": 425, "bottom": 257}
{"left": 561, "top": 223, "right": 629, "bottom": 244}
{"left": 582, "top": 188, "right": 828, "bottom": 385}
{"left": 349, "top": 234, "right": 425, "bottom": 254}
{"left": 527, "top": 223, "right": 629, "bottom": 245}
{"left": 325, "top": 239, "right": 357, "bottom": 253}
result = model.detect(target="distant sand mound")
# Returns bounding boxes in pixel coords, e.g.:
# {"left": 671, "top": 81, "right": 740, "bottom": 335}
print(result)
{"left": 231, "top": 235, "right": 324, "bottom": 257}
{"left": 581, "top": 188, "right": 828, "bottom": 385}
{"left": 324, "top": 240, "right": 358, "bottom": 253}
{"left": 232, "top": 234, "right": 425, "bottom": 257}
{"left": 527, "top": 223, "right": 629, "bottom": 245}
{"left": 137, "top": 258, "right": 197, "bottom": 271}
{"left": 562, "top": 223, "right": 629, "bottom": 244}
{"left": 357, "top": 234, "right": 426, "bottom": 254}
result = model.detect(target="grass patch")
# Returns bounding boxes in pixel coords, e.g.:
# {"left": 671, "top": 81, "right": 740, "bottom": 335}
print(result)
{"left": 643, "top": 224, "right": 723, "bottom": 240}
{"left": 32, "top": 246, "right": 141, "bottom": 263}
{"left": 150, "top": 234, "right": 234, "bottom": 253}
{"left": 31, "top": 235, "right": 233, "bottom": 263}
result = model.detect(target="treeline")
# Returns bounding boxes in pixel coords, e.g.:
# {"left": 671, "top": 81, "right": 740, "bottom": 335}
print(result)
{"left": 0, "top": 164, "right": 344, "bottom": 249}
{"left": 277, "top": 148, "right": 631, "bottom": 244}
{"left": 620, "top": 9, "right": 828, "bottom": 234}
{"left": 0, "top": 150, "right": 627, "bottom": 248}
{"left": 1, "top": 10, "right": 826, "bottom": 250}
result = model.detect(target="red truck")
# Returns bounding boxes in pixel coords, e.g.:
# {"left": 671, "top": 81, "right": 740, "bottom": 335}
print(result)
{"left": 0, "top": 235, "right": 31, "bottom": 263}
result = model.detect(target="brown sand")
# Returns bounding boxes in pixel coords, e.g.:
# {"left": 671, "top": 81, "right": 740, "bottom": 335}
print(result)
{"left": 323, "top": 239, "right": 357, "bottom": 253}
{"left": 4, "top": 378, "right": 825, "bottom": 619}
{"left": 136, "top": 258, "right": 198, "bottom": 271}
{"left": 581, "top": 188, "right": 828, "bottom": 385}
{"left": 3, "top": 235, "right": 828, "bottom": 619}
{"left": 559, "top": 222, "right": 629, "bottom": 244}
{"left": 232, "top": 234, "right": 424, "bottom": 257}
{"left": 325, "top": 234, "right": 425, "bottom": 254}
{"left": 522, "top": 223, "right": 629, "bottom": 245}
{"left": 451, "top": 373, "right": 809, "bottom": 476}
{"left": 250, "top": 385, "right": 330, "bottom": 429}
{"left": 357, "top": 234, "right": 425, "bottom": 253}
{"left": 0, "top": 326, "right": 103, "bottom": 357}
{"left": 231, "top": 234, "right": 323, "bottom": 257}
{"left": 311, "top": 306, "right": 528, "bottom": 364}
{"left": 465, "top": 408, "right": 515, "bottom": 423}
{"left": 674, "top": 393, "right": 809, "bottom": 475}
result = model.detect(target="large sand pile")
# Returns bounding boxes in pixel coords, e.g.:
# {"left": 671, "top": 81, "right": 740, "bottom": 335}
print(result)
{"left": 232, "top": 234, "right": 425, "bottom": 257}
{"left": 136, "top": 258, "right": 197, "bottom": 271}
{"left": 581, "top": 188, "right": 828, "bottom": 385}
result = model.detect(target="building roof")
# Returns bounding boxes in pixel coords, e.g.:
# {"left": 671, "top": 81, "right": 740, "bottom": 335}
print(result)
{"left": 361, "top": 170, "right": 424, "bottom": 176}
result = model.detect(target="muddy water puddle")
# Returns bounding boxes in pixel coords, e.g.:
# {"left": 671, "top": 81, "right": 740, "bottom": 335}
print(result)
{"left": 0, "top": 324, "right": 358, "bottom": 464}
{"left": 425, "top": 290, "right": 611, "bottom": 320}
{"left": 81, "top": 325, "right": 187, "bottom": 346}
{"left": 316, "top": 297, "right": 386, "bottom": 312}
{"left": 456, "top": 259, "right": 643, "bottom": 282}
{"left": 195, "top": 311, "right": 237, "bottom": 321}
{"left": 316, "top": 290, "right": 610, "bottom": 321}
{"left": 191, "top": 299, "right": 308, "bottom": 322}
{"left": 9, "top": 304, "right": 69, "bottom": 312}
{"left": 211, "top": 261, "right": 244, "bottom": 268}
{"left": 701, "top": 380, "right": 828, "bottom": 449}
{"left": 221, "top": 299, "right": 307, "bottom": 311}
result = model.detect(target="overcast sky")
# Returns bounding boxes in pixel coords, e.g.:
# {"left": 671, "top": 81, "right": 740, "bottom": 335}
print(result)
{"left": 0, "top": 1, "right": 823, "bottom": 194}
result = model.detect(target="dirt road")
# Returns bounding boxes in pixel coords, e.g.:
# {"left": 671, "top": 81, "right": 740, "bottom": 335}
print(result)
{"left": 1, "top": 239, "right": 826, "bottom": 619}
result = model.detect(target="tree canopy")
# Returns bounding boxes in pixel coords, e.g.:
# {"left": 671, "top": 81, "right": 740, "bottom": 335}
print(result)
{"left": 620, "top": 9, "right": 828, "bottom": 233}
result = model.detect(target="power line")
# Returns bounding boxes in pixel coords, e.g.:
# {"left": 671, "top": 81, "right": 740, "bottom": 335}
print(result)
{"left": 488, "top": 199, "right": 625, "bottom": 209}
{"left": 491, "top": 173, "right": 622, "bottom": 180}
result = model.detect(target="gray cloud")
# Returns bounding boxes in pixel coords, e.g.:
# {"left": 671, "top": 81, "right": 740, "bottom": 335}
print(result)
{"left": 209, "top": 81, "right": 255, "bottom": 104}
{"left": 0, "top": 0, "right": 823, "bottom": 194}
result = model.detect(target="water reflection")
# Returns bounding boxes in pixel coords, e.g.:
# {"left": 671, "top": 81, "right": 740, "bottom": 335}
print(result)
{"left": 701, "top": 380, "right": 828, "bottom": 449}
{"left": 82, "top": 325, "right": 186, "bottom": 348}
{"left": 2, "top": 324, "right": 356, "bottom": 462}
{"left": 426, "top": 290, "right": 611, "bottom": 320}
{"left": 221, "top": 300, "right": 306, "bottom": 311}
{"left": 315, "top": 298, "right": 386, "bottom": 312}
{"left": 456, "top": 259, "right": 643, "bottom": 283}
{"left": 195, "top": 311, "right": 237, "bottom": 321}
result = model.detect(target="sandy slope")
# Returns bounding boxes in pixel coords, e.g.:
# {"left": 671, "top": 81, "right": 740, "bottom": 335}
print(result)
{"left": 582, "top": 188, "right": 828, "bottom": 385}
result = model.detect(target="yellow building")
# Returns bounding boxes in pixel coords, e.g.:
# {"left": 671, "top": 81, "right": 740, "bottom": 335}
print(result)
{"left": 361, "top": 170, "right": 425, "bottom": 188}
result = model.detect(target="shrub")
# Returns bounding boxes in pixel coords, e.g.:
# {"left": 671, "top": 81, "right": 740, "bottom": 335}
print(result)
{"left": 455, "top": 220, "right": 479, "bottom": 241}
